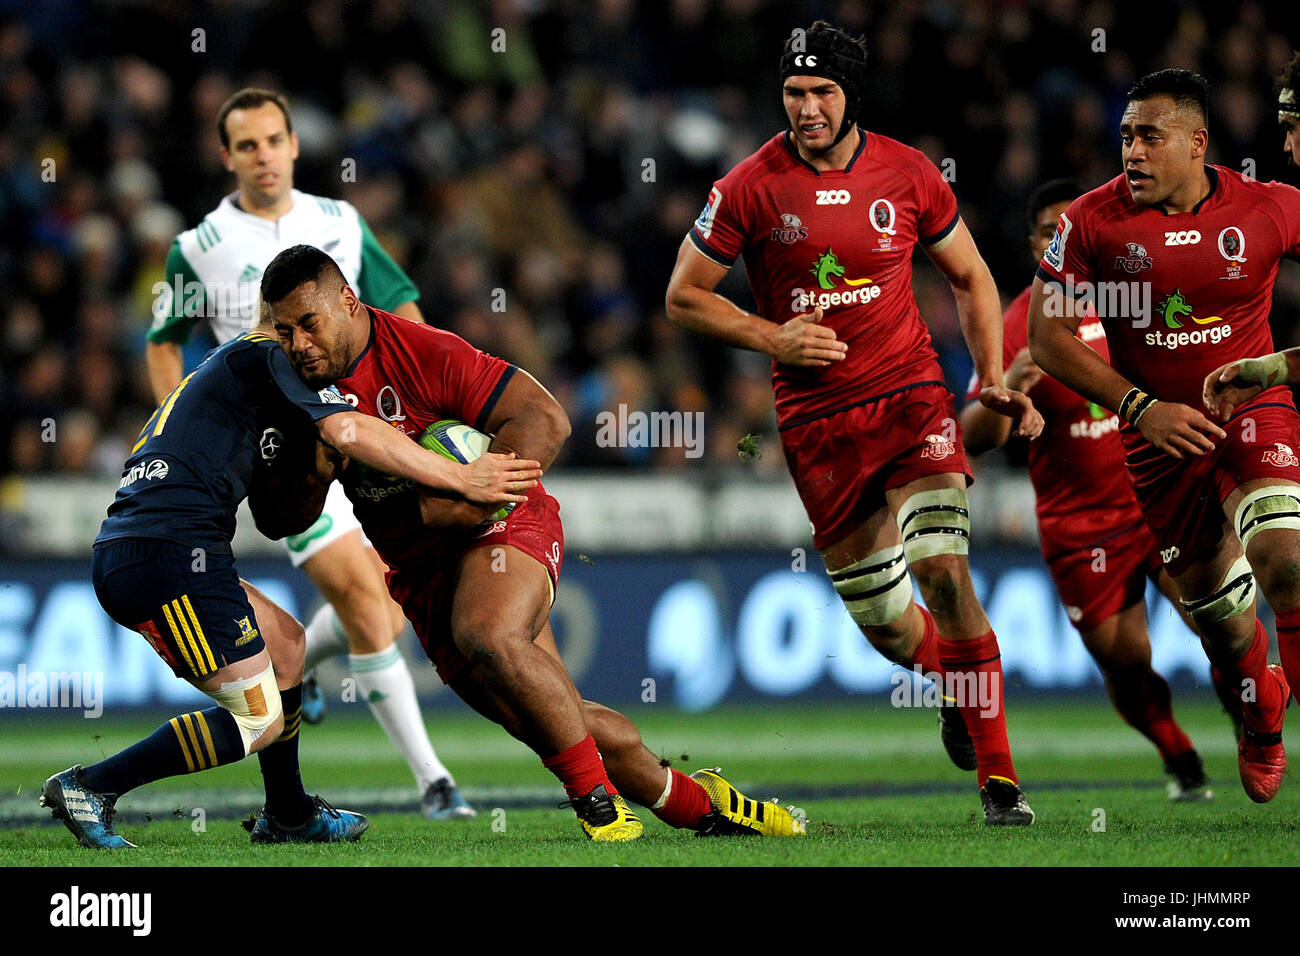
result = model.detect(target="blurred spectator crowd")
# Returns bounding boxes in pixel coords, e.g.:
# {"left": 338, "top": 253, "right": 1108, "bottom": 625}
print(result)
{"left": 1, "top": 0, "right": 1297, "bottom": 482}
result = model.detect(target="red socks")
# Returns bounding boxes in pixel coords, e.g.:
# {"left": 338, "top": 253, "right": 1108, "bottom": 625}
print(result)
{"left": 541, "top": 734, "right": 616, "bottom": 801}
{"left": 1107, "top": 669, "right": 1193, "bottom": 762}
{"left": 905, "top": 605, "right": 943, "bottom": 673}
{"left": 1273, "top": 607, "right": 1300, "bottom": 698}
{"left": 1210, "top": 619, "right": 1286, "bottom": 734}
{"left": 937, "top": 629, "right": 1017, "bottom": 786}
{"left": 652, "top": 768, "right": 713, "bottom": 829}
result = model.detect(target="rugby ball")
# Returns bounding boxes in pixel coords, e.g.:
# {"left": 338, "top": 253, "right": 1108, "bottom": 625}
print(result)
{"left": 418, "top": 420, "right": 515, "bottom": 522}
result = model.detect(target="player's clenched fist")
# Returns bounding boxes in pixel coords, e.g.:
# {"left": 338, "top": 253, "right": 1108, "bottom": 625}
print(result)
{"left": 1203, "top": 353, "right": 1289, "bottom": 422}
{"left": 978, "top": 385, "right": 1044, "bottom": 439}
{"left": 1136, "top": 401, "right": 1227, "bottom": 459}
{"left": 768, "top": 306, "right": 848, "bottom": 366}
{"left": 459, "top": 452, "right": 543, "bottom": 504}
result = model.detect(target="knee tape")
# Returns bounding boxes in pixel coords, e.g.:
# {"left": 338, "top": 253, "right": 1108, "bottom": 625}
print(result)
{"left": 829, "top": 545, "right": 913, "bottom": 626}
{"left": 897, "top": 488, "right": 971, "bottom": 562}
{"left": 1180, "top": 555, "right": 1256, "bottom": 628}
{"left": 208, "top": 664, "right": 282, "bottom": 754}
{"left": 1235, "top": 485, "right": 1300, "bottom": 551}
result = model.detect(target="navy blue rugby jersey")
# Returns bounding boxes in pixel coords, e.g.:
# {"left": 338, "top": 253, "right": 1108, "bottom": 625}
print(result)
{"left": 96, "top": 331, "right": 351, "bottom": 552}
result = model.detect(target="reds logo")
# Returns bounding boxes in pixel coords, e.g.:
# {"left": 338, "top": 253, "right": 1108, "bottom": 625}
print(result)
{"left": 870, "top": 198, "right": 897, "bottom": 251}
{"left": 1218, "top": 226, "right": 1247, "bottom": 263}
{"left": 1262, "top": 442, "right": 1300, "bottom": 468}
{"left": 869, "top": 199, "right": 896, "bottom": 235}
{"left": 1114, "top": 241, "right": 1153, "bottom": 274}
{"left": 920, "top": 433, "right": 956, "bottom": 461}
{"left": 376, "top": 385, "right": 406, "bottom": 422}
{"left": 770, "top": 213, "right": 808, "bottom": 245}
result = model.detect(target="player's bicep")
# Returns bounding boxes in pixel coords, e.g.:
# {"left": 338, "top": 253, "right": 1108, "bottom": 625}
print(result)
{"left": 478, "top": 367, "right": 565, "bottom": 436}
{"left": 1026, "top": 275, "right": 1082, "bottom": 354}
{"left": 667, "top": 235, "right": 731, "bottom": 301}
{"left": 921, "top": 218, "right": 985, "bottom": 286}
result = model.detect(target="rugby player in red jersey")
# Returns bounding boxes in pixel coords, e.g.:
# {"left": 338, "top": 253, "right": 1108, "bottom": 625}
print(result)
{"left": 963, "top": 179, "right": 1225, "bottom": 800}
{"left": 665, "top": 21, "right": 1041, "bottom": 824}
{"left": 261, "top": 244, "right": 806, "bottom": 842}
{"left": 1029, "top": 69, "right": 1300, "bottom": 803}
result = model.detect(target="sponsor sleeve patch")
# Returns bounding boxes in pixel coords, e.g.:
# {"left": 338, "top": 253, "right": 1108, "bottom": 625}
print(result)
{"left": 695, "top": 186, "right": 721, "bottom": 240}
{"left": 1041, "top": 214, "right": 1072, "bottom": 272}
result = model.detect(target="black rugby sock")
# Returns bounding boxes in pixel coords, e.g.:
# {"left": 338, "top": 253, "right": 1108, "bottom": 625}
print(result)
{"left": 81, "top": 706, "right": 247, "bottom": 795}
{"left": 256, "top": 683, "right": 314, "bottom": 826}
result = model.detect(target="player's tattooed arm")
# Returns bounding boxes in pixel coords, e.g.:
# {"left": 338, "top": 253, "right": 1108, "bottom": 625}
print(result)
{"left": 665, "top": 237, "right": 847, "bottom": 367}
{"left": 1203, "top": 351, "right": 1297, "bottom": 421}
{"left": 1029, "top": 277, "right": 1225, "bottom": 459}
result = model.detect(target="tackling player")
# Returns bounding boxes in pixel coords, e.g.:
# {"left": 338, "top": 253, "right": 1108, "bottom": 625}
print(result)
{"left": 263, "top": 244, "right": 806, "bottom": 842}
{"left": 962, "top": 179, "right": 1222, "bottom": 800}
{"left": 144, "top": 89, "right": 473, "bottom": 820}
{"left": 1029, "top": 69, "right": 1300, "bottom": 803}
{"left": 664, "top": 21, "right": 1040, "bottom": 824}
{"left": 40, "top": 319, "right": 538, "bottom": 848}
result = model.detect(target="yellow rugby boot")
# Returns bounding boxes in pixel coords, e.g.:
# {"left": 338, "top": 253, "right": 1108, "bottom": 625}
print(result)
{"left": 569, "top": 785, "right": 643, "bottom": 842}
{"left": 689, "top": 767, "right": 807, "bottom": 836}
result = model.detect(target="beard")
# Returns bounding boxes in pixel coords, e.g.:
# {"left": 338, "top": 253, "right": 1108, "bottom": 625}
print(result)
{"left": 294, "top": 354, "right": 341, "bottom": 389}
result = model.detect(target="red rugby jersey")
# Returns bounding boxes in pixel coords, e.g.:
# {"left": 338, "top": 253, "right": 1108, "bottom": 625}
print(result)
{"left": 689, "top": 130, "right": 960, "bottom": 428}
{"left": 968, "top": 287, "right": 1144, "bottom": 555}
{"left": 332, "top": 306, "right": 521, "bottom": 568}
{"left": 1036, "top": 166, "right": 1300, "bottom": 420}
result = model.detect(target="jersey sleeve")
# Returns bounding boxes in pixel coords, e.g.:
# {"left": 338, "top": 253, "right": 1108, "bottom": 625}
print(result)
{"left": 408, "top": 326, "right": 516, "bottom": 432}
{"left": 915, "top": 155, "right": 960, "bottom": 247}
{"left": 355, "top": 215, "right": 420, "bottom": 313}
{"left": 687, "top": 172, "right": 750, "bottom": 268}
{"left": 1035, "top": 197, "right": 1094, "bottom": 292}
{"left": 147, "top": 239, "right": 205, "bottom": 344}
{"left": 263, "top": 342, "right": 353, "bottom": 422}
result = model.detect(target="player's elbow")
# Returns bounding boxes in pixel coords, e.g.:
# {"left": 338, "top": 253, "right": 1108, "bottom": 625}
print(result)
{"left": 664, "top": 280, "right": 699, "bottom": 328}
{"left": 1026, "top": 319, "right": 1056, "bottom": 371}
{"left": 540, "top": 401, "right": 571, "bottom": 457}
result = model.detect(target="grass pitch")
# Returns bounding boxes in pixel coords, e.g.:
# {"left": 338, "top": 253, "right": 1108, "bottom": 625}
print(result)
{"left": 2, "top": 695, "right": 1298, "bottom": 866}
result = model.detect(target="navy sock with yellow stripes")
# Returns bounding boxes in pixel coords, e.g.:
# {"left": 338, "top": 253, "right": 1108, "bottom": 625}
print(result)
{"left": 80, "top": 707, "right": 247, "bottom": 796}
{"left": 256, "top": 684, "right": 314, "bottom": 826}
